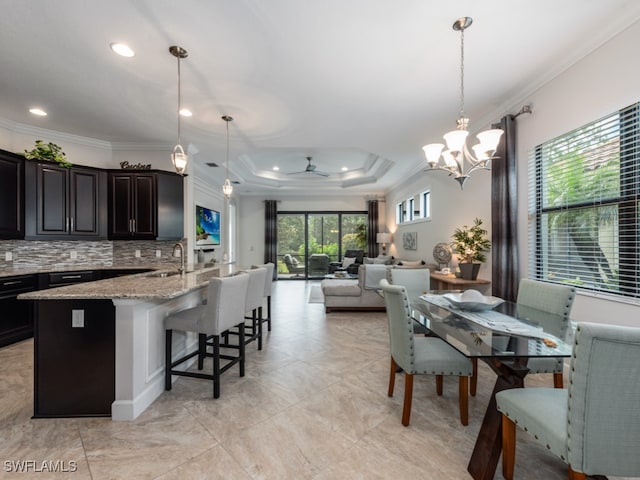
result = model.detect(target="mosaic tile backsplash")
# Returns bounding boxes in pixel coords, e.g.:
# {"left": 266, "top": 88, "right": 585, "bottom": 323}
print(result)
{"left": 0, "top": 240, "right": 182, "bottom": 271}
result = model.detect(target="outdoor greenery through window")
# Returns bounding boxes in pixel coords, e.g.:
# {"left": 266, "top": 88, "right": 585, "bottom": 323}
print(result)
{"left": 277, "top": 212, "right": 368, "bottom": 277}
{"left": 529, "top": 101, "right": 640, "bottom": 299}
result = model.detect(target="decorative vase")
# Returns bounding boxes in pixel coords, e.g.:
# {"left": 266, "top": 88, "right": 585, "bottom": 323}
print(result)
{"left": 459, "top": 263, "right": 481, "bottom": 280}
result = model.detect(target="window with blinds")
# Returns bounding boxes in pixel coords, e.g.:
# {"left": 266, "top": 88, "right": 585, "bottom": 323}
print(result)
{"left": 528, "top": 102, "right": 639, "bottom": 299}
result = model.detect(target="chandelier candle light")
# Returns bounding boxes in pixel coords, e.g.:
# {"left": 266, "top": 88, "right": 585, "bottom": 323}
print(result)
{"left": 222, "top": 115, "right": 234, "bottom": 199}
{"left": 170, "top": 45, "right": 188, "bottom": 175}
{"left": 423, "top": 17, "right": 503, "bottom": 189}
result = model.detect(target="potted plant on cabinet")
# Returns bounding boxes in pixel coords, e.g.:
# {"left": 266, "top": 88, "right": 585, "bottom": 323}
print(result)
{"left": 24, "top": 140, "right": 72, "bottom": 167}
{"left": 451, "top": 218, "right": 491, "bottom": 280}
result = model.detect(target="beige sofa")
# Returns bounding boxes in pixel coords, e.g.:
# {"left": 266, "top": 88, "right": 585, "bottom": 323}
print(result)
{"left": 321, "top": 264, "right": 387, "bottom": 312}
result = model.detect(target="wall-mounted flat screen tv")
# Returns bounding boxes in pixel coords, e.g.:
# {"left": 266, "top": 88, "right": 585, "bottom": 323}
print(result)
{"left": 195, "top": 205, "right": 221, "bottom": 246}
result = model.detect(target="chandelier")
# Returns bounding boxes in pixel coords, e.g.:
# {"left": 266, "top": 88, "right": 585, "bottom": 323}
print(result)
{"left": 169, "top": 45, "right": 188, "bottom": 175}
{"left": 423, "top": 17, "right": 503, "bottom": 189}
{"left": 222, "top": 115, "right": 234, "bottom": 199}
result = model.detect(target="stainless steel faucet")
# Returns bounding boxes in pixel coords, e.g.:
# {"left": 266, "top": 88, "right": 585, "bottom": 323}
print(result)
{"left": 173, "top": 242, "right": 185, "bottom": 275}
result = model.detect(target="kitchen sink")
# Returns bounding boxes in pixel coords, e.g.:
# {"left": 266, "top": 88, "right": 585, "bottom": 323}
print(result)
{"left": 146, "top": 270, "right": 181, "bottom": 278}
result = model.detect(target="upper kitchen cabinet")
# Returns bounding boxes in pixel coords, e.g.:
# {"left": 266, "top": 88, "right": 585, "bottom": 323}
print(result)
{"left": 0, "top": 149, "right": 25, "bottom": 239}
{"left": 107, "top": 171, "right": 184, "bottom": 240}
{"left": 24, "top": 161, "right": 107, "bottom": 240}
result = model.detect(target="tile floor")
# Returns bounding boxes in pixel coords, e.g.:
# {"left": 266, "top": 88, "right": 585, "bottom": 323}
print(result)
{"left": 0, "top": 281, "right": 630, "bottom": 479}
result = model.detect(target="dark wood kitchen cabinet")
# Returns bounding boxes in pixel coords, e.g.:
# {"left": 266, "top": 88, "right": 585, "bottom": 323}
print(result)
{"left": 107, "top": 171, "right": 183, "bottom": 240}
{"left": 24, "top": 161, "right": 107, "bottom": 239}
{"left": 0, "top": 274, "right": 37, "bottom": 347}
{"left": 0, "top": 149, "right": 24, "bottom": 239}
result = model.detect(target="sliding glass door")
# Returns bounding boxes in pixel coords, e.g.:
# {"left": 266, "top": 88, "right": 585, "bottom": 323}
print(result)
{"left": 277, "top": 211, "right": 368, "bottom": 279}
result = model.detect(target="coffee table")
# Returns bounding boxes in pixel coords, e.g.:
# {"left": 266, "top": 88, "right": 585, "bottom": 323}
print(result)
{"left": 324, "top": 273, "right": 357, "bottom": 280}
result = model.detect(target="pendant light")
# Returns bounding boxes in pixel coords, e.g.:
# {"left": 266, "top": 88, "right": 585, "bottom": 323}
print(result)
{"left": 222, "top": 115, "right": 234, "bottom": 199}
{"left": 169, "top": 45, "right": 188, "bottom": 175}
{"left": 422, "top": 17, "right": 503, "bottom": 189}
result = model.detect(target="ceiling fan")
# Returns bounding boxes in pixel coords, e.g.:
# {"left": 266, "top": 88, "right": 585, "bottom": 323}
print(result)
{"left": 286, "top": 157, "right": 329, "bottom": 177}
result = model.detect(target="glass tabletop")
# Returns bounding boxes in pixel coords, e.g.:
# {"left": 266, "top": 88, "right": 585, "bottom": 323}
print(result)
{"left": 411, "top": 292, "right": 573, "bottom": 359}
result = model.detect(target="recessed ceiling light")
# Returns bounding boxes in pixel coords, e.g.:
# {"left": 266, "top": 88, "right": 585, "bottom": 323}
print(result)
{"left": 341, "top": 166, "right": 348, "bottom": 171}
{"left": 179, "top": 108, "right": 192, "bottom": 117}
{"left": 110, "top": 43, "right": 135, "bottom": 57}
{"left": 273, "top": 166, "right": 280, "bottom": 171}
{"left": 29, "top": 108, "right": 47, "bottom": 116}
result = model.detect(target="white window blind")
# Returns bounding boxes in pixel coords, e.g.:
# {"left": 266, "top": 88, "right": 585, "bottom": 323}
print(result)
{"left": 528, "top": 102, "right": 640, "bottom": 299}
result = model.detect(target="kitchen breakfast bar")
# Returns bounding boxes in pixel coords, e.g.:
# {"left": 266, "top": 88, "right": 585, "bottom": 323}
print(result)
{"left": 18, "top": 265, "right": 234, "bottom": 421}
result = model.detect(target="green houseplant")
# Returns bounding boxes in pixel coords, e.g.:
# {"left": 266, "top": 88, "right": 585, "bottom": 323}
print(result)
{"left": 24, "top": 140, "right": 72, "bottom": 168}
{"left": 451, "top": 218, "right": 491, "bottom": 280}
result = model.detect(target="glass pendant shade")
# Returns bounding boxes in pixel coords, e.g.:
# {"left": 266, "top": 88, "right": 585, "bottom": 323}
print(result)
{"left": 222, "top": 178, "right": 233, "bottom": 198}
{"left": 172, "top": 145, "right": 187, "bottom": 175}
{"left": 443, "top": 129, "right": 469, "bottom": 154}
{"left": 422, "top": 143, "right": 444, "bottom": 166}
{"left": 477, "top": 128, "right": 504, "bottom": 154}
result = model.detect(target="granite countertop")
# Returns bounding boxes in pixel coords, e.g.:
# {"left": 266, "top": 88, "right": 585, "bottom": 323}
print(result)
{"left": 17, "top": 264, "right": 237, "bottom": 301}
{"left": 0, "top": 265, "right": 157, "bottom": 279}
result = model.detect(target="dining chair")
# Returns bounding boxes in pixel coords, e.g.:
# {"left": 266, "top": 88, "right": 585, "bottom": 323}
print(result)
{"left": 251, "top": 262, "right": 275, "bottom": 332}
{"left": 380, "top": 279, "right": 473, "bottom": 426}
{"left": 164, "top": 272, "right": 249, "bottom": 398}
{"left": 496, "top": 322, "right": 640, "bottom": 480}
{"left": 516, "top": 278, "right": 575, "bottom": 388}
{"left": 388, "top": 267, "right": 479, "bottom": 398}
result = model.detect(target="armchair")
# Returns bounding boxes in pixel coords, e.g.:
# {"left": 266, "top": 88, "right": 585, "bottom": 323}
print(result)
{"left": 329, "top": 249, "right": 364, "bottom": 274}
{"left": 309, "top": 253, "right": 330, "bottom": 276}
{"left": 283, "top": 254, "right": 305, "bottom": 276}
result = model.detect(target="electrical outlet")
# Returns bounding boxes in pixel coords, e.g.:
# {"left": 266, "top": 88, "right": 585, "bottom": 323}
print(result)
{"left": 5, "top": 252, "right": 12, "bottom": 261}
{"left": 70, "top": 250, "right": 77, "bottom": 260}
{"left": 72, "top": 310, "right": 84, "bottom": 328}
{"left": 156, "top": 250, "right": 162, "bottom": 258}
{"left": 135, "top": 250, "right": 141, "bottom": 258}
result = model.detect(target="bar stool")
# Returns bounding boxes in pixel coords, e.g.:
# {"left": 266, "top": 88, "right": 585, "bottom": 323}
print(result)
{"left": 221, "top": 267, "right": 267, "bottom": 351}
{"left": 251, "top": 262, "right": 275, "bottom": 332}
{"left": 164, "top": 272, "right": 249, "bottom": 398}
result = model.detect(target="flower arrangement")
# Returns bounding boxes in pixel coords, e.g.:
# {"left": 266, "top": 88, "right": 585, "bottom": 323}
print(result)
{"left": 24, "top": 140, "right": 72, "bottom": 168}
{"left": 451, "top": 218, "right": 491, "bottom": 264}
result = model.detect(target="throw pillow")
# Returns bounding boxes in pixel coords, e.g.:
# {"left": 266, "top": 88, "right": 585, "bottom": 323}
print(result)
{"left": 342, "top": 257, "right": 357, "bottom": 268}
{"left": 364, "top": 257, "right": 374, "bottom": 264}
{"left": 374, "top": 255, "right": 392, "bottom": 265}
{"left": 398, "top": 259, "right": 425, "bottom": 266}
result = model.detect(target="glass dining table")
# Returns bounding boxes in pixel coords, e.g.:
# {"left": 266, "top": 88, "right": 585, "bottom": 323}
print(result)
{"left": 411, "top": 292, "right": 573, "bottom": 480}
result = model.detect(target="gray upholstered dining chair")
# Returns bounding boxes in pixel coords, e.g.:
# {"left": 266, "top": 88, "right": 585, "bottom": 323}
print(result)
{"left": 251, "top": 262, "right": 275, "bottom": 332}
{"left": 387, "top": 267, "right": 479, "bottom": 397}
{"left": 164, "top": 272, "right": 249, "bottom": 398}
{"left": 516, "top": 278, "right": 575, "bottom": 388}
{"left": 380, "top": 279, "right": 473, "bottom": 426}
{"left": 387, "top": 267, "right": 430, "bottom": 305}
{"left": 496, "top": 322, "right": 640, "bottom": 480}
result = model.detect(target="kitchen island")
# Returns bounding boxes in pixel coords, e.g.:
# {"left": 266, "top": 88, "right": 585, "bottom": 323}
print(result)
{"left": 19, "top": 264, "right": 235, "bottom": 421}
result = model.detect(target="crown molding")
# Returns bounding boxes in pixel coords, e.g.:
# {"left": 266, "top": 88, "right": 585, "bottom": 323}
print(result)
{"left": 0, "top": 117, "right": 112, "bottom": 150}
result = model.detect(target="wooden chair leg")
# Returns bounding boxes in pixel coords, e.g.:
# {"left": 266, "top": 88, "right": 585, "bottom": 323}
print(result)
{"left": 502, "top": 414, "right": 516, "bottom": 480}
{"left": 470, "top": 358, "right": 478, "bottom": 396}
{"left": 459, "top": 376, "right": 469, "bottom": 426}
{"left": 388, "top": 357, "right": 397, "bottom": 397}
{"left": 435, "top": 374, "right": 443, "bottom": 395}
{"left": 554, "top": 372, "right": 564, "bottom": 388}
{"left": 568, "top": 466, "right": 587, "bottom": 480}
{"left": 402, "top": 373, "right": 414, "bottom": 426}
